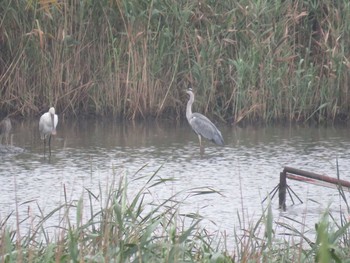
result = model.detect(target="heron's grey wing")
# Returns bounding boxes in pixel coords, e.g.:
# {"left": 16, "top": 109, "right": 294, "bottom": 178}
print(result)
{"left": 189, "top": 113, "right": 224, "bottom": 145}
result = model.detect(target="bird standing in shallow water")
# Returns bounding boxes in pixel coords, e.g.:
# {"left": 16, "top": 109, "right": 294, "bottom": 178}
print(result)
{"left": 39, "top": 107, "right": 58, "bottom": 156}
{"left": 0, "top": 118, "right": 12, "bottom": 145}
{"left": 186, "top": 88, "right": 224, "bottom": 153}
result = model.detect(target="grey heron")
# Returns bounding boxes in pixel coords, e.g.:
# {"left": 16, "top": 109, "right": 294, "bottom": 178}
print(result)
{"left": 39, "top": 107, "right": 58, "bottom": 156}
{"left": 0, "top": 118, "right": 12, "bottom": 145}
{"left": 186, "top": 88, "right": 224, "bottom": 150}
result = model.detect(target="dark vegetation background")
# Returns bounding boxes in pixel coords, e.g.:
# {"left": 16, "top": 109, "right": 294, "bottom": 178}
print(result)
{"left": 1, "top": 0, "right": 350, "bottom": 124}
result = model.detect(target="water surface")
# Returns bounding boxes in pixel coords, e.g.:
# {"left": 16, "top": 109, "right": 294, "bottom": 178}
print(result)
{"left": 1, "top": 119, "right": 349, "bottom": 244}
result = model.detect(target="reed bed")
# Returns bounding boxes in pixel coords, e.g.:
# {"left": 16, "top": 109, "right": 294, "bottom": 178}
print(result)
{"left": 1, "top": 165, "right": 350, "bottom": 262}
{"left": 1, "top": 0, "right": 350, "bottom": 123}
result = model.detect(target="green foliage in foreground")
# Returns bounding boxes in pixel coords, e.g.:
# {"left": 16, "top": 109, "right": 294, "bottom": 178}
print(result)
{"left": 1, "top": 166, "right": 350, "bottom": 262}
{"left": 1, "top": 0, "right": 350, "bottom": 123}
{"left": 0, "top": 170, "right": 233, "bottom": 263}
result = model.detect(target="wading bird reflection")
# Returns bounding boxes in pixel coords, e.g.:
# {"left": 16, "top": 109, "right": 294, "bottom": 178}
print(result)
{"left": 0, "top": 118, "right": 12, "bottom": 145}
{"left": 186, "top": 88, "right": 224, "bottom": 152}
{"left": 39, "top": 107, "right": 58, "bottom": 156}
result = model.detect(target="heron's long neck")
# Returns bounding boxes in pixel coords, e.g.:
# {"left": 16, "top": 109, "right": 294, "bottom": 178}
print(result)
{"left": 186, "top": 92, "right": 194, "bottom": 120}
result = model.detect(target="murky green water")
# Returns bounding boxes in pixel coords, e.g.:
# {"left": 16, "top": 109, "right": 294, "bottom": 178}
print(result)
{"left": 1, "top": 119, "right": 349, "bottom": 242}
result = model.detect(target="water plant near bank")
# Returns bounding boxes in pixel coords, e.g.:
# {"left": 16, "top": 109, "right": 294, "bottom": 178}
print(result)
{"left": 1, "top": 0, "right": 350, "bottom": 123}
{"left": 1, "top": 164, "right": 350, "bottom": 262}
{"left": 0, "top": 169, "right": 233, "bottom": 262}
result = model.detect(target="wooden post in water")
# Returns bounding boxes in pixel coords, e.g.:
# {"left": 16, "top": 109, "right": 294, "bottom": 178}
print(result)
{"left": 284, "top": 166, "right": 350, "bottom": 189}
{"left": 278, "top": 171, "right": 287, "bottom": 211}
{"left": 266, "top": 166, "right": 350, "bottom": 211}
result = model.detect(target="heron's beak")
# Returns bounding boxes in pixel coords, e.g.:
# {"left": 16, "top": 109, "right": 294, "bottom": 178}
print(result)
{"left": 51, "top": 114, "right": 56, "bottom": 135}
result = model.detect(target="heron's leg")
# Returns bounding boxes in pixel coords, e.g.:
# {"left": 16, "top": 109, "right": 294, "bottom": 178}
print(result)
{"left": 5, "top": 134, "right": 10, "bottom": 145}
{"left": 197, "top": 134, "right": 202, "bottom": 147}
{"left": 48, "top": 134, "right": 52, "bottom": 156}
{"left": 198, "top": 134, "right": 205, "bottom": 154}
{"left": 4, "top": 134, "right": 8, "bottom": 147}
{"left": 200, "top": 145, "right": 205, "bottom": 155}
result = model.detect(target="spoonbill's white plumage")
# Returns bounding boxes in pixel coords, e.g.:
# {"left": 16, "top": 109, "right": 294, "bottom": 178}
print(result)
{"left": 39, "top": 107, "right": 58, "bottom": 156}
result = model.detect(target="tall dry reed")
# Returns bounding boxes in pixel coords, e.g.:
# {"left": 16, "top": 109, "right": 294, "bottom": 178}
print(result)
{"left": 1, "top": 0, "right": 350, "bottom": 123}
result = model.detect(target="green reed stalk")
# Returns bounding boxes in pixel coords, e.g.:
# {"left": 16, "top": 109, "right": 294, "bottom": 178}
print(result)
{"left": 0, "top": 165, "right": 234, "bottom": 262}
{"left": 2, "top": 163, "right": 350, "bottom": 262}
{"left": 1, "top": 0, "right": 350, "bottom": 123}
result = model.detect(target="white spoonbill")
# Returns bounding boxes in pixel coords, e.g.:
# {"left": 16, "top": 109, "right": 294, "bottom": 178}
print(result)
{"left": 39, "top": 107, "right": 58, "bottom": 156}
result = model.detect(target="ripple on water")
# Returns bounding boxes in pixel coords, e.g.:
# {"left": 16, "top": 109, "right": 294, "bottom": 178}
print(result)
{"left": 0, "top": 120, "right": 349, "bottom": 245}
